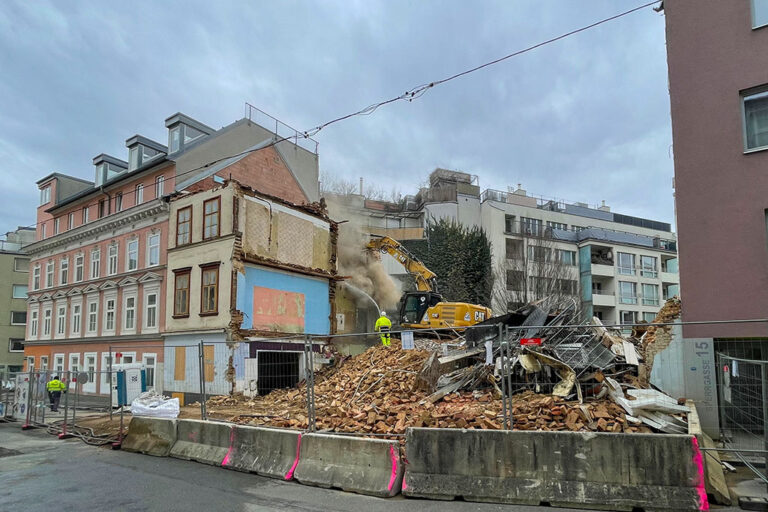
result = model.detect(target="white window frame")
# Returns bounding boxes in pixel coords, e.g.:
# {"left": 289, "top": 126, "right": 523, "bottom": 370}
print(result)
{"left": 40, "top": 186, "right": 51, "bottom": 205}
{"left": 42, "top": 306, "right": 52, "bottom": 338}
{"left": 74, "top": 254, "right": 84, "bottom": 282}
{"left": 90, "top": 248, "right": 101, "bottom": 279}
{"left": 143, "top": 285, "right": 160, "bottom": 333}
{"left": 33, "top": 264, "right": 40, "bottom": 290}
{"left": 12, "top": 284, "right": 27, "bottom": 299}
{"left": 103, "top": 291, "right": 117, "bottom": 334}
{"left": 29, "top": 308, "right": 39, "bottom": 339}
{"left": 135, "top": 183, "right": 144, "bottom": 205}
{"left": 643, "top": 312, "right": 657, "bottom": 323}
{"left": 115, "top": 192, "right": 123, "bottom": 212}
{"left": 86, "top": 296, "right": 99, "bottom": 336}
{"left": 742, "top": 88, "right": 768, "bottom": 152}
{"left": 45, "top": 261, "right": 54, "bottom": 288}
{"left": 40, "top": 355, "right": 49, "bottom": 370}
{"left": 83, "top": 352, "right": 97, "bottom": 393}
{"left": 100, "top": 352, "right": 113, "bottom": 395}
{"left": 617, "top": 252, "right": 635, "bottom": 276}
{"left": 83, "top": 206, "right": 90, "bottom": 224}
{"left": 54, "top": 218, "right": 60, "bottom": 235}
{"left": 55, "top": 301, "right": 67, "bottom": 339}
{"left": 127, "top": 239, "right": 139, "bottom": 271}
{"left": 68, "top": 353, "right": 80, "bottom": 390}
{"left": 70, "top": 297, "right": 82, "bottom": 338}
{"left": 642, "top": 283, "right": 660, "bottom": 306}
{"left": 618, "top": 281, "right": 638, "bottom": 305}
{"left": 54, "top": 353, "right": 65, "bottom": 374}
{"left": 142, "top": 352, "right": 157, "bottom": 390}
{"left": 108, "top": 243, "right": 118, "bottom": 276}
{"left": 41, "top": 223, "right": 46, "bottom": 239}
{"left": 26, "top": 356, "right": 34, "bottom": 371}
{"left": 123, "top": 288, "right": 138, "bottom": 334}
{"left": 147, "top": 232, "right": 160, "bottom": 267}
{"left": 155, "top": 175, "right": 165, "bottom": 198}
{"left": 8, "top": 338, "right": 24, "bottom": 353}
{"left": 60, "top": 257, "right": 68, "bottom": 285}
{"left": 10, "top": 311, "right": 26, "bottom": 325}
{"left": 68, "top": 212, "right": 74, "bottom": 230}
{"left": 120, "top": 351, "right": 137, "bottom": 364}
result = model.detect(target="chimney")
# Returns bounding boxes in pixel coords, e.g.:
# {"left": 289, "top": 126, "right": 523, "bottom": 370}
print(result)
{"left": 598, "top": 200, "right": 611, "bottom": 212}
{"left": 513, "top": 183, "right": 527, "bottom": 196}
{"left": 359, "top": 177, "right": 363, "bottom": 196}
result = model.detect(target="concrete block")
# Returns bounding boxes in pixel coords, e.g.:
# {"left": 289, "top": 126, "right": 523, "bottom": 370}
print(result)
{"left": 403, "top": 428, "right": 709, "bottom": 511}
{"left": 221, "top": 425, "right": 301, "bottom": 480}
{"left": 170, "top": 419, "right": 232, "bottom": 466}
{"left": 294, "top": 433, "right": 402, "bottom": 497}
{"left": 122, "top": 417, "right": 177, "bottom": 457}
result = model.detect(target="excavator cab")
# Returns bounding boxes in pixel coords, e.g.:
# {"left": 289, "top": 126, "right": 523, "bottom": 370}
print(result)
{"left": 399, "top": 291, "right": 443, "bottom": 327}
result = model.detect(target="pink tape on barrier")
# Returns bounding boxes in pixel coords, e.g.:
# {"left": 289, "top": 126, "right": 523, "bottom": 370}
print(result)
{"left": 285, "top": 433, "right": 302, "bottom": 480}
{"left": 221, "top": 427, "right": 236, "bottom": 467}
{"left": 388, "top": 445, "right": 399, "bottom": 492}
{"left": 691, "top": 436, "right": 710, "bottom": 511}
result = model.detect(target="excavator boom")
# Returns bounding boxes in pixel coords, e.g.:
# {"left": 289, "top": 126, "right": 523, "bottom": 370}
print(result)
{"left": 366, "top": 236, "right": 437, "bottom": 292}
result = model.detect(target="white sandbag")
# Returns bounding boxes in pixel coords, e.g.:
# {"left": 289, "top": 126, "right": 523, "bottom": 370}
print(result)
{"left": 130, "top": 390, "right": 180, "bottom": 419}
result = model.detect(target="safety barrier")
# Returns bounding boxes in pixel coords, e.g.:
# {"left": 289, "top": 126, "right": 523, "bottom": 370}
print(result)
{"left": 293, "top": 433, "right": 402, "bottom": 498}
{"left": 169, "top": 419, "right": 233, "bottom": 466}
{"left": 402, "top": 428, "right": 708, "bottom": 511}
{"left": 122, "top": 417, "right": 178, "bottom": 457}
{"left": 221, "top": 425, "right": 302, "bottom": 480}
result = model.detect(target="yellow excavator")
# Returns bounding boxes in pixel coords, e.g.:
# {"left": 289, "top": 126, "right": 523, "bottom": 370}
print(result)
{"left": 366, "top": 235, "right": 492, "bottom": 329}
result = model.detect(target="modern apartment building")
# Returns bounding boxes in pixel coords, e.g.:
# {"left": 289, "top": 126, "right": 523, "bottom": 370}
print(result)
{"left": 327, "top": 169, "right": 678, "bottom": 326}
{"left": 0, "top": 227, "right": 35, "bottom": 373}
{"left": 663, "top": 1, "right": 768, "bottom": 433}
{"left": 23, "top": 109, "right": 320, "bottom": 396}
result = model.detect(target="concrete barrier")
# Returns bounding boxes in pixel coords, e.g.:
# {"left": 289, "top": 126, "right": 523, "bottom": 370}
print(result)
{"left": 221, "top": 425, "right": 302, "bottom": 480}
{"left": 170, "top": 419, "right": 233, "bottom": 466}
{"left": 122, "top": 417, "right": 177, "bottom": 457}
{"left": 403, "top": 428, "right": 708, "bottom": 511}
{"left": 294, "top": 433, "right": 403, "bottom": 497}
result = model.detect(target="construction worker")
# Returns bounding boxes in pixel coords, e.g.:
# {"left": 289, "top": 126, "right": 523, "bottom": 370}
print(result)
{"left": 375, "top": 311, "right": 392, "bottom": 347}
{"left": 46, "top": 375, "right": 67, "bottom": 412}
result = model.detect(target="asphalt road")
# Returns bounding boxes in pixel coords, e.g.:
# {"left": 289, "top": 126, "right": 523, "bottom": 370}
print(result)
{"left": 0, "top": 422, "right": 737, "bottom": 512}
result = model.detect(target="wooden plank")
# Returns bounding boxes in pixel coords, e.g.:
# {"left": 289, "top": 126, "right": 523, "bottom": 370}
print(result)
{"left": 174, "top": 346, "right": 186, "bottom": 381}
{"left": 204, "top": 344, "right": 215, "bottom": 382}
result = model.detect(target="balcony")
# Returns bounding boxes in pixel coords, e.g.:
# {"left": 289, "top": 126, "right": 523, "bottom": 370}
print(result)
{"left": 591, "top": 264, "right": 614, "bottom": 277}
{"left": 592, "top": 293, "right": 615, "bottom": 307}
{"left": 660, "top": 271, "right": 679, "bottom": 283}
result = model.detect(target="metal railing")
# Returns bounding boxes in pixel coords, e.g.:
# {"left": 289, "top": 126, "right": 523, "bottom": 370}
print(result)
{"left": 244, "top": 103, "right": 319, "bottom": 154}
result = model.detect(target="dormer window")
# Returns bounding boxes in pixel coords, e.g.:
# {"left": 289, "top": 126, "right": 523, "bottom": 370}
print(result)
{"left": 165, "top": 113, "right": 213, "bottom": 154}
{"left": 40, "top": 186, "right": 51, "bottom": 205}
{"left": 93, "top": 154, "right": 128, "bottom": 186}
{"left": 126, "top": 135, "right": 166, "bottom": 171}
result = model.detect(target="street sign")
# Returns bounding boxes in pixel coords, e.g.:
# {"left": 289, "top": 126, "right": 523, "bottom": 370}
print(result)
{"left": 520, "top": 338, "right": 542, "bottom": 346}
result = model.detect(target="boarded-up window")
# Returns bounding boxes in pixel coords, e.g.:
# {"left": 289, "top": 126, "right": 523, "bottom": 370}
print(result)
{"left": 204, "top": 345, "right": 214, "bottom": 382}
{"left": 174, "top": 346, "right": 186, "bottom": 381}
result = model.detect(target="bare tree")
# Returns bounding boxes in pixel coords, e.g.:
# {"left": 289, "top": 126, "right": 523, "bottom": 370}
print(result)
{"left": 492, "top": 228, "right": 580, "bottom": 313}
{"left": 320, "top": 170, "right": 403, "bottom": 203}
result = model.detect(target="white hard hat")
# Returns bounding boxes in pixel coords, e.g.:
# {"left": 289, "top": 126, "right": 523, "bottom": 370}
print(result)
{"left": 380, "top": 311, "right": 387, "bottom": 317}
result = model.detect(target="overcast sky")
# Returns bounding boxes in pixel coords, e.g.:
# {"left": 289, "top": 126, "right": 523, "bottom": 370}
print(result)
{"left": 0, "top": 0, "right": 673, "bottom": 236}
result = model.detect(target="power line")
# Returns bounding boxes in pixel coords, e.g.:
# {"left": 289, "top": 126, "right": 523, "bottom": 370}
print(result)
{"left": 6, "top": 0, "right": 659, "bottom": 236}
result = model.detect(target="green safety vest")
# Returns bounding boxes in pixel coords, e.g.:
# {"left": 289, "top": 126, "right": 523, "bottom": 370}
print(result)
{"left": 46, "top": 379, "right": 67, "bottom": 392}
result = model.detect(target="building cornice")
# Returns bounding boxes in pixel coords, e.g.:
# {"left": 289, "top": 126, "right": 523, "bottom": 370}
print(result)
{"left": 26, "top": 200, "right": 169, "bottom": 256}
{"left": 26, "top": 267, "right": 166, "bottom": 302}
{"left": 24, "top": 333, "right": 163, "bottom": 346}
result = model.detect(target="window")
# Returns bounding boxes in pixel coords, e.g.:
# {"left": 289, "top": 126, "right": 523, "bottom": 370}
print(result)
{"left": 69, "top": 354, "right": 80, "bottom": 375}
{"left": 56, "top": 305, "right": 66, "bottom": 335}
{"left": 11, "top": 311, "right": 26, "bottom": 325}
{"left": 505, "top": 239, "right": 523, "bottom": 259}
{"left": 98, "top": 199, "right": 106, "bottom": 218}
{"left": 75, "top": 254, "right": 84, "bottom": 282}
{"left": 127, "top": 239, "right": 138, "bottom": 270}
{"left": 40, "top": 186, "right": 51, "bottom": 205}
{"left": 201, "top": 265, "right": 219, "bottom": 314}
{"left": 640, "top": 255, "right": 657, "bottom": 278}
{"left": 26, "top": 356, "right": 34, "bottom": 371}
{"left": 618, "top": 281, "right": 637, "bottom": 304}
{"left": 203, "top": 198, "right": 220, "bottom": 239}
{"left": 71, "top": 304, "right": 81, "bottom": 336}
{"left": 521, "top": 217, "right": 542, "bottom": 236}
{"left": 743, "top": 89, "right": 768, "bottom": 151}
{"left": 68, "top": 212, "right": 74, "bottom": 230}
{"left": 592, "top": 281, "right": 603, "bottom": 294}
{"left": 85, "top": 353, "right": 97, "bottom": 389}
{"left": 527, "top": 245, "right": 551, "bottom": 262}
{"left": 504, "top": 215, "right": 516, "bottom": 234}
{"left": 82, "top": 206, "right": 90, "bottom": 224}
{"left": 54, "top": 354, "right": 64, "bottom": 373}
{"left": 124, "top": 296, "right": 136, "bottom": 330}
{"left": 155, "top": 175, "right": 165, "bottom": 198}
{"left": 176, "top": 206, "right": 192, "bottom": 246}
{"left": 104, "top": 298, "right": 116, "bottom": 332}
{"left": 556, "top": 279, "right": 576, "bottom": 295}
{"left": 54, "top": 218, "right": 60, "bottom": 235}
{"left": 40, "top": 356, "right": 48, "bottom": 370}
{"left": 90, "top": 248, "right": 100, "bottom": 279}
{"left": 174, "top": 269, "right": 191, "bottom": 317}
{"left": 41, "top": 222, "right": 47, "bottom": 239}
{"left": 752, "top": 0, "right": 768, "bottom": 28}
{"left": 129, "top": 146, "right": 139, "bottom": 170}
{"left": 108, "top": 244, "right": 118, "bottom": 275}
{"left": 33, "top": 265, "right": 40, "bottom": 289}
{"left": 643, "top": 312, "right": 656, "bottom": 323}
{"left": 115, "top": 192, "right": 123, "bottom": 212}
{"left": 135, "top": 184, "right": 144, "bottom": 205}
{"left": 148, "top": 233, "right": 160, "bottom": 266}
{"left": 571, "top": 225, "right": 584, "bottom": 232}
{"left": 60, "top": 258, "right": 68, "bottom": 285}
{"left": 529, "top": 276, "right": 552, "bottom": 295}
{"left": 43, "top": 308, "right": 52, "bottom": 336}
{"left": 556, "top": 249, "right": 576, "bottom": 266}
{"left": 169, "top": 126, "right": 181, "bottom": 153}
{"left": 143, "top": 354, "right": 156, "bottom": 389}
{"left": 145, "top": 293, "right": 158, "bottom": 328}
{"left": 184, "top": 125, "right": 205, "bottom": 143}
{"left": 642, "top": 283, "right": 659, "bottom": 306}
{"left": 45, "top": 261, "right": 54, "bottom": 288}
{"left": 30, "top": 310, "right": 38, "bottom": 337}
{"left": 505, "top": 270, "right": 524, "bottom": 291}
{"left": 620, "top": 311, "right": 637, "bottom": 325}
{"left": 546, "top": 221, "right": 567, "bottom": 231}
{"left": 87, "top": 301, "right": 98, "bottom": 333}
{"left": 12, "top": 284, "right": 27, "bottom": 298}
{"left": 617, "top": 252, "right": 635, "bottom": 275}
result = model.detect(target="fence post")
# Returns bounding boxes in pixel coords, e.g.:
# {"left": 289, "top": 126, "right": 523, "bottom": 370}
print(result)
{"left": 304, "top": 334, "right": 315, "bottom": 432}
{"left": 108, "top": 345, "right": 113, "bottom": 420}
{"left": 498, "top": 323, "right": 508, "bottom": 429}
{"left": 762, "top": 362, "right": 768, "bottom": 491}
{"left": 22, "top": 366, "right": 34, "bottom": 428}
{"left": 199, "top": 341, "right": 207, "bottom": 421}
{"left": 59, "top": 371, "right": 72, "bottom": 439}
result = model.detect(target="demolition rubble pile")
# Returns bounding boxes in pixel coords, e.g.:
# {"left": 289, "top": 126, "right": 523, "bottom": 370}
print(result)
{"left": 207, "top": 297, "right": 688, "bottom": 435}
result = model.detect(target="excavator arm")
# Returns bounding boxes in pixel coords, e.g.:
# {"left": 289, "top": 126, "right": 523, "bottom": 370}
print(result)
{"left": 366, "top": 236, "right": 437, "bottom": 292}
